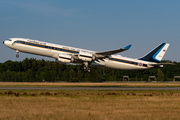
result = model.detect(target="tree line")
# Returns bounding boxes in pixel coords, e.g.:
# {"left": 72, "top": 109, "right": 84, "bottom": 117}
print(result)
{"left": 0, "top": 58, "right": 179, "bottom": 82}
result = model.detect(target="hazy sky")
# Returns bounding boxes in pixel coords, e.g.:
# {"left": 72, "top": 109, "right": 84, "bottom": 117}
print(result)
{"left": 1, "top": 0, "right": 180, "bottom": 63}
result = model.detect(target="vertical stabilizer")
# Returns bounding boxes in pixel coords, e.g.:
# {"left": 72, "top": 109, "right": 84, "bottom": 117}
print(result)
{"left": 138, "top": 43, "right": 170, "bottom": 63}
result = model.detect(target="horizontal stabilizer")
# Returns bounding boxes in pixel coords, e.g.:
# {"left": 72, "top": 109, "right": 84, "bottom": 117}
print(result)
{"left": 148, "top": 63, "right": 174, "bottom": 66}
{"left": 147, "top": 63, "right": 174, "bottom": 68}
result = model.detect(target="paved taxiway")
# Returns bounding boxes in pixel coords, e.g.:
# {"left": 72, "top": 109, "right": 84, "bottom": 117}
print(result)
{"left": 0, "top": 87, "right": 180, "bottom": 90}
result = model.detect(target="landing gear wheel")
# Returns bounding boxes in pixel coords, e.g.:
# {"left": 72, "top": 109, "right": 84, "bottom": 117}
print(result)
{"left": 87, "top": 67, "right": 91, "bottom": 72}
{"left": 16, "top": 54, "right": 19, "bottom": 58}
{"left": 83, "top": 66, "right": 90, "bottom": 72}
{"left": 83, "top": 66, "right": 87, "bottom": 70}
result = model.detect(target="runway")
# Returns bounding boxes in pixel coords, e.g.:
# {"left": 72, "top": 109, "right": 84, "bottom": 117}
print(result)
{"left": 0, "top": 87, "right": 180, "bottom": 90}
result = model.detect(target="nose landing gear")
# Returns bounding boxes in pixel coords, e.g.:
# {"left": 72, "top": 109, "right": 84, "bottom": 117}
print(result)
{"left": 16, "top": 50, "right": 19, "bottom": 58}
{"left": 16, "top": 54, "right": 19, "bottom": 58}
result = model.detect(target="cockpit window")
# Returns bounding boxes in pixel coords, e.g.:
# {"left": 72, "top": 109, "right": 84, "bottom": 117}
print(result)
{"left": 14, "top": 41, "right": 21, "bottom": 43}
{"left": 13, "top": 40, "right": 25, "bottom": 44}
{"left": 8, "top": 39, "right": 12, "bottom": 41}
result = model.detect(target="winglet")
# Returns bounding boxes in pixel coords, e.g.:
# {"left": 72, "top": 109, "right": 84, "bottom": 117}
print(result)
{"left": 124, "top": 44, "right": 132, "bottom": 50}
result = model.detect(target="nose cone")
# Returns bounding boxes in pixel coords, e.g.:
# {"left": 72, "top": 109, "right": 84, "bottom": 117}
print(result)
{"left": 3, "top": 41, "right": 4, "bottom": 44}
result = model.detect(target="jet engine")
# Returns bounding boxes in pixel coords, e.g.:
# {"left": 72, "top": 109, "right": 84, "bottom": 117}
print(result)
{"left": 78, "top": 51, "right": 95, "bottom": 62}
{"left": 58, "top": 54, "right": 74, "bottom": 63}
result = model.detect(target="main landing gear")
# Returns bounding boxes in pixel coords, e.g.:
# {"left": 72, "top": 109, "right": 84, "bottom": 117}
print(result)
{"left": 81, "top": 62, "right": 91, "bottom": 72}
{"left": 16, "top": 50, "right": 19, "bottom": 58}
{"left": 83, "top": 66, "right": 91, "bottom": 72}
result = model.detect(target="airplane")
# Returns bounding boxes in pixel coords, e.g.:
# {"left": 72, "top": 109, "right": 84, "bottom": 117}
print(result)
{"left": 3, "top": 38, "right": 172, "bottom": 72}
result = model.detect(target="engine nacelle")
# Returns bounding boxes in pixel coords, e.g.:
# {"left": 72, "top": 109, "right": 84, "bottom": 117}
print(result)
{"left": 58, "top": 54, "right": 73, "bottom": 63}
{"left": 78, "top": 51, "right": 94, "bottom": 62}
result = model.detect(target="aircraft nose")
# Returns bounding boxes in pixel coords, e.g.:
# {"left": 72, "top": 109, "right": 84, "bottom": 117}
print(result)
{"left": 3, "top": 41, "right": 6, "bottom": 45}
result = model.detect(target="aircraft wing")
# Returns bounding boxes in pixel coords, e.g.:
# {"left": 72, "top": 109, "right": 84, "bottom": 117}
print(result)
{"left": 95, "top": 44, "right": 132, "bottom": 57}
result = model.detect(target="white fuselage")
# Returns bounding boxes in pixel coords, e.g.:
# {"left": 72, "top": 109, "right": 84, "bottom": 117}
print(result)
{"left": 4, "top": 38, "right": 155, "bottom": 70}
